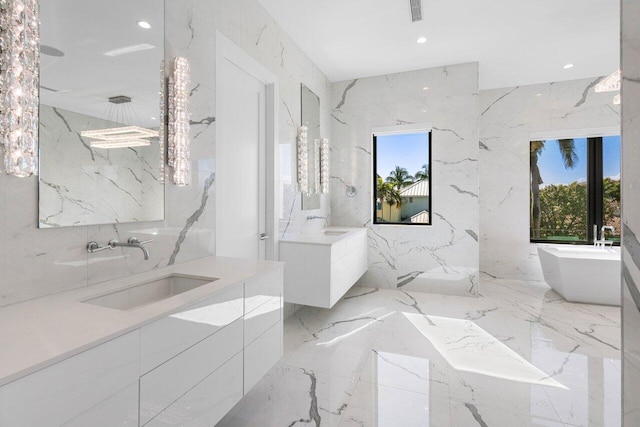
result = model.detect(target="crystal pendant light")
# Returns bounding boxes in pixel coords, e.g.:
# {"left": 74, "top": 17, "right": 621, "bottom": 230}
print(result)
{"left": 168, "top": 57, "right": 191, "bottom": 186}
{"left": 80, "top": 96, "right": 159, "bottom": 149}
{"left": 0, "top": 0, "right": 40, "bottom": 177}
{"left": 595, "top": 69, "right": 621, "bottom": 93}
{"left": 595, "top": 69, "right": 621, "bottom": 106}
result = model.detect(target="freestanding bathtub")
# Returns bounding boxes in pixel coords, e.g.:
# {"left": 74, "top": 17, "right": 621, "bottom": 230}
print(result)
{"left": 537, "top": 245, "right": 621, "bottom": 306}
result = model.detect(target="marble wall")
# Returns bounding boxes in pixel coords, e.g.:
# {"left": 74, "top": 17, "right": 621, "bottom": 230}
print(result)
{"left": 622, "top": 0, "right": 640, "bottom": 423}
{"left": 330, "top": 63, "right": 480, "bottom": 295}
{"left": 39, "top": 105, "right": 164, "bottom": 228}
{"left": 0, "top": 0, "right": 330, "bottom": 307}
{"left": 479, "top": 79, "right": 621, "bottom": 281}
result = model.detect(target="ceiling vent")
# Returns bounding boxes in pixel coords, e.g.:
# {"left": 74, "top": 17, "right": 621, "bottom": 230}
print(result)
{"left": 410, "top": 0, "right": 422, "bottom": 22}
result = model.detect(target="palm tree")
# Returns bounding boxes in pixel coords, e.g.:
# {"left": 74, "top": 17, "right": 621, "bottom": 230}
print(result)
{"left": 386, "top": 166, "right": 414, "bottom": 190}
{"left": 415, "top": 164, "right": 429, "bottom": 180}
{"left": 530, "top": 139, "right": 578, "bottom": 238}
{"left": 377, "top": 176, "right": 402, "bottom": 221}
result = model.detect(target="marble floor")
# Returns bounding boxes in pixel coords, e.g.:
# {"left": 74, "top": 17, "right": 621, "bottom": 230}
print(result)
{"left": 219, "top": 277, "right": 621, "bottom": 427}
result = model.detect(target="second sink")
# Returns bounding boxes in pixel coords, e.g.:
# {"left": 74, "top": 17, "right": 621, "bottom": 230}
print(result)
{"left": 323, "top": 231, "right": 347, "bottom": 236}
{"left": 82, "top": 274, "right": 218, "bottom": 311}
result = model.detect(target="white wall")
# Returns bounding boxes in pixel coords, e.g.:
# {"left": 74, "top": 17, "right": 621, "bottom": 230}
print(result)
{"left": 479, "top": 78, "right": 620, "bottom": 281}
{"left": 0, "top": 0, "right": 330, "bottom": 306}
{"left": 330, "top": 63, "right": 480, "bottom": 296}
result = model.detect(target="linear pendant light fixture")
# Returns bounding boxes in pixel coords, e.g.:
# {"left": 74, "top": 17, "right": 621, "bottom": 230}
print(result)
{"left": 0, "top": 0, "right": 40, "bottom": 177}
{"left": 595, "top": 69, "right": 621, "bottom": 105}
{"left": 80, "top": 95, "right": 159, "bottom": 149}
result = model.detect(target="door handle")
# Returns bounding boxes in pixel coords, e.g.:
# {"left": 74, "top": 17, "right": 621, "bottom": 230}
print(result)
{"left": 259, "top": 233, "right": 270, "bottom": 240}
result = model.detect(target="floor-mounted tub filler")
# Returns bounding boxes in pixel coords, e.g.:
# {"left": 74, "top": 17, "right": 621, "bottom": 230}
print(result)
{"left": 538, "top": 245, "right": 621, "bottom": 306}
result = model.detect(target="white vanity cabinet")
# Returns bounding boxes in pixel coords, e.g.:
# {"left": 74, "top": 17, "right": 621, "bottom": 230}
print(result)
{"left": 0, "top": 262, "right": 284, "bottom": 427}
{"left": 0, "top": 331, "right": 140, "bottom": 427}
{"left": 243, "top": 268, "right": 284, "bottom": 391}
{"left": 280, "top": 228, "right": 368, "bottom": 308}
{"left": 139, "top": 266, "right": 283, "bottom": 426}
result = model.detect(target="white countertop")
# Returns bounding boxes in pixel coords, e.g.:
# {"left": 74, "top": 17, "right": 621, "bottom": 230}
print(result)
{"left": 0, "top": 256, "right": 283, "bottom": 387}
{"left": 280, "top": 227, "right": 367, "bottom": 246}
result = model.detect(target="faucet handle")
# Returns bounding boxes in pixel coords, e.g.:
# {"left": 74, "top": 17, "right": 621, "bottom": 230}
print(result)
{"left": 86, "top": 241, "right": 112, "bottom": 253}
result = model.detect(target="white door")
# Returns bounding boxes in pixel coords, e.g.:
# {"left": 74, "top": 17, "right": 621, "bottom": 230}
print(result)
{"left": 217, "top": 51, "right": 268, "bottom": 260}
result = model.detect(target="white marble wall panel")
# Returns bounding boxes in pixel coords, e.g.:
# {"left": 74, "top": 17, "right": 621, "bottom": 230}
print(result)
{"left": 0, "top": 0, "right": 331, "bottom": 306}
{"left": 622, "top": 0, "right": 640, "bottom": 423}
{"left": 330, "top": 63, "right": 479, "bottom": 295}
{"left": 479, "top": 79, "right": 620, "bottom": 281}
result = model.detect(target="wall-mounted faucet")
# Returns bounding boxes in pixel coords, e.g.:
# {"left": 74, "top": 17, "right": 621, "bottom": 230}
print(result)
{"left": 594, "top": 225, "right": 615, "bottom": 247}
{"left": 109, "top": 237, "right": 153, "bottom": 260}
{"left": 307, "top": 215, "right": 329, "bottom": 226}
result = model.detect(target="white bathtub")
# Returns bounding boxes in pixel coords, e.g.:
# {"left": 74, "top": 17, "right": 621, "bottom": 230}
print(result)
{"left": 537, "top": 245, "right": 621, "bottom": 306}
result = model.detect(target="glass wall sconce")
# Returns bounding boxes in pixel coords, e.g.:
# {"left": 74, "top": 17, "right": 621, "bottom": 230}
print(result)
{"left": 0, "top": 0, "right": 40, "bottom": 177}
{"left": 319, "top": 137, "right": 329, "bottom": 194}
{"left": 297, "top": 126, "right": 309, "bottom": 194}
{"left": 159, "top": 60, "right": 166, "bottom": 184}
{"left": 167, "top": 56, "right": 191, "bottom": 186}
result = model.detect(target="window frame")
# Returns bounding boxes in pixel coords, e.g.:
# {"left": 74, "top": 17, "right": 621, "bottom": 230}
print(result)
{"left": 372, "top": 127, "right": 433, "bottom": 226}
{"left": 529, "top": 134, "right": 620, "bottom": 246}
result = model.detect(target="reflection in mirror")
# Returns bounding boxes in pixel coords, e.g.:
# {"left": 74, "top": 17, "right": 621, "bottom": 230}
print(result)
{"left": 38, "top": 0, "right": 164, "bottom": 228}
{"left": 301, "top": 84, "right": 321, "bottom": 210}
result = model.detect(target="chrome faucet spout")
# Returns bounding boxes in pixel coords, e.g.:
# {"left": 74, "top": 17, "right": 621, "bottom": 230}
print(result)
{"left": 109, "top": 237, "right": 153, "bottom": 260}
{"left": 306, "top": 215, "right": 329, "bottom": 226}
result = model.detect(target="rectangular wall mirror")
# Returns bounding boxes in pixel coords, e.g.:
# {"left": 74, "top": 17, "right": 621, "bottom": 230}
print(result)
{"left": 301, "top": 84, "right": 321, "bottom": 210}
{"left": 38, "top": 0, "right": 165, "bottom": 228}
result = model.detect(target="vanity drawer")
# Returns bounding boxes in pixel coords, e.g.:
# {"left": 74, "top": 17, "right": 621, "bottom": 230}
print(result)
{"left": 140, "top": 284, "right": 243, "bottom": 374}
{"left": 244, "top": 319, "right": 282, "bottom": 391}
{"left": 140, "top": 319, "right": 243, "bottom": 426}
{"left": 245, "top": 267, "right": 283, "bottom": 313}
{"left": 0, "top": 331, "right": 140, "bottom": 427}
{"left": 145, "top": 351, "right": 243, "bottom": 427}
{"left": 245, "top": 295, "right": 282, "bottom": 345}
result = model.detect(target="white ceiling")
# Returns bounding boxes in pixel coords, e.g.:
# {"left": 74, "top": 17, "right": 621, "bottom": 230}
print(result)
{"left": 40, "top": 0, "right": 163, "bottom": 127}
{"left": 256, "top": 0, "right": 620, "bottom": 89}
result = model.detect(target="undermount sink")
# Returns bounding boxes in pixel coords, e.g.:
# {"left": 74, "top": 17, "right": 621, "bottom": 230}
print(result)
{"left": 323, "top": 231, "right": 347, "bottom": 236}
{"left": 82, "top": 274, "right": 218, "bottom": 311}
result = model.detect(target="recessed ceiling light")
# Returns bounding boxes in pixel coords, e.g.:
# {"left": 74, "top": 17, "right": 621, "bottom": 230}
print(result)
{"left": 535, "top": 93, "right": 543, "bottom": 97}
{"left": 563, "top": 63, "right": 574, "bottom": 69}
{"left": 422, "top": 86, "right": 429, "bottom": 91}
{"left": 138, "top": 21, "right": 151, "bottom": 29}
{"left": 416, "top": 37, "right": 427, "bottom": 44}
{"left": 150, "top": 117, "right": 157, "bottom": 120}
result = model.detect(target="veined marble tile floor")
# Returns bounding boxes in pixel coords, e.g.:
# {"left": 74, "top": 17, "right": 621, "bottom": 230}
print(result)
{"left": 218, "top": 278, "right": 621, "bottom": 427}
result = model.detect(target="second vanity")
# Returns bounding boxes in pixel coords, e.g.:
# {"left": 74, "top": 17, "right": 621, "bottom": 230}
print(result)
{"left": 0, "top": 256, "right": 283, "bottom": 426}
{"left": 280, "top": 227, "right": 368, "bottom": 308}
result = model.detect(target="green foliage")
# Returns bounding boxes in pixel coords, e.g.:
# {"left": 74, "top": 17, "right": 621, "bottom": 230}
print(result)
{"left": 385, "top": 166, "right": 414, "bottom": 190}
{"left": 538, "top": 182, "right": 588, "bottom": 239}
{"left": 535, "top": 178, "right": 622, "bottom": 240}
{"left": 603, "top": 177, "right": 621, "bottom": 232}
{"left": 415, "top": 164, "right": 429, "bottom": 180}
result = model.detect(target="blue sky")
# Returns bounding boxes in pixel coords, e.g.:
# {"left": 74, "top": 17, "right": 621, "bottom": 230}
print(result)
{"left": 537, "top": 135, "right": 620, "bottom": 186}
{"left": 376, "top": 132, "right": 430, "bottom": 179}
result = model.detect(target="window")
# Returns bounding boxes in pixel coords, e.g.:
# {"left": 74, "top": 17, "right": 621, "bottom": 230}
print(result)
{"left": 373, "top": 130, "right": 431, "bottom": 225}
{"left": 530, "top": 135, "right": 620, "bottom": 244}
